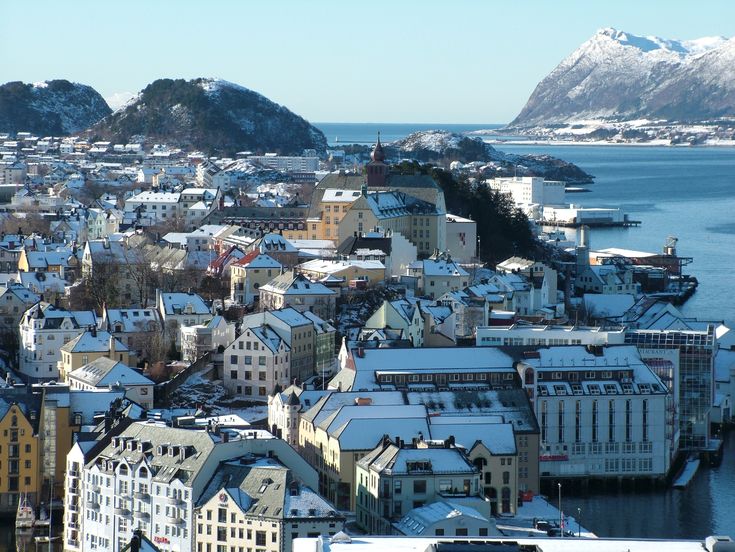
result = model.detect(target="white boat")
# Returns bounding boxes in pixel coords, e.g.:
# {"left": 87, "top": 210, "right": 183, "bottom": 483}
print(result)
{"left": 15, "top": 493, "right": 35, "bottom": 530}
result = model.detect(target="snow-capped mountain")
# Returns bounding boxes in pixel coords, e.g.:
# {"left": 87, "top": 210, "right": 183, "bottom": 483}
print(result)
{"left": 389, "top": 130, "right": 593, "bottom": 182}
{"left": 511, "top": 28, "right": 733, "bottom": 127}
{"left": 91, "top": 77, "right": 327, "bottom": 155}
{"left": 0, "top": 80, "right": 111, "bottom": 135}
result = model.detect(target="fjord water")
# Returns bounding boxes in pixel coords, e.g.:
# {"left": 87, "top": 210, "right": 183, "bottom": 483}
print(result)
{"left": 315, "top": 124, "right": 735, "bottom": 538}
{"left": 498, "top": 144, "right": 735, "bottom": 327}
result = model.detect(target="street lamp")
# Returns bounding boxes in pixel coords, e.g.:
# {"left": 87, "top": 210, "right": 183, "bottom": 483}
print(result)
{"left": 557, "top": 482, "right": 562, "bottom": 537}
{"left": 577, "top": 507, "right": 582, "bottom": 538}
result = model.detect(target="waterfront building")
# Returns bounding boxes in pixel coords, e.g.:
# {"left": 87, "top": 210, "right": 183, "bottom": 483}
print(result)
{"left": 518, "top": 345, "right": 673, "bottom": 480}
{"left": 0, "top": 391, "right": 41, "bottom": 513}
{"left": 292, "top": 535, "right": 735, "bottom": 552}
{"left": 66, "top": 421, "right": 316, "bottom": 552}
{"left": 626, "top": 326, "right": 716, "bottom": 451}
{"left": 487, "top": 176, "right": 566, "bottom": 207}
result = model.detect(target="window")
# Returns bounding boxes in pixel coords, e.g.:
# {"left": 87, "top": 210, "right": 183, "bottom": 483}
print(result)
{"left": 255, "top": 531, "right": 266, "bottom": 546}
{"left": 413, "top": 480, "right": 426, "bottom": 494}
{"left": 394, "top": 480, "right": 402, "bottom": 495}
{"left": 230, "top": 355, "right": 237, "bottom": 365}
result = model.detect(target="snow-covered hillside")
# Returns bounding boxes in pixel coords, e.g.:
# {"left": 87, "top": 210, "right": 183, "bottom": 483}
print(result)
{"left": 0, "top": 80, "right": 111, "bottom": 135}
{"left": 91, "top": 77, "right": 327, "bottom": 155}
{"left": 511, "top": 28, "right": 734, "bottom": 127}
{"left": 389, "top": 130, "right": 593, "bottom": 182}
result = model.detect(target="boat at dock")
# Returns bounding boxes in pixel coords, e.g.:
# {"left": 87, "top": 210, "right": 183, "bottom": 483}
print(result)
{"left": 15, "top": 493, "right": 35, "bottom": 531}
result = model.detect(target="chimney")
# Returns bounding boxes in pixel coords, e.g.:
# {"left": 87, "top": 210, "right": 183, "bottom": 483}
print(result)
{"left": 91, "top": 325, "right": 97, "bottom": 338}
{"left": 109, "top": 335, "right": 116, "bottom": 358}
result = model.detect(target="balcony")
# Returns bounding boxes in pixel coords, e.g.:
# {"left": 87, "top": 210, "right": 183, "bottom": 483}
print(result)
{"left": 134, "top": 511, "right": 150, "bottom": 522}
{"left": 165, "top": 514, "right": 183, "bottom": 525}
{"left": 134, "top": 491, "right": 150, "bottom": 501}
{"left": 166, "top": 496, "right": 183, "bottom": 506}
{"left": 90, "top": 484, "right": 100, "bottom": 493}
{"left": 86, "top": 499, "right": 99, "bottom": 510}
{"left": 113, "top": 506, "right": 131, "bottom": 517}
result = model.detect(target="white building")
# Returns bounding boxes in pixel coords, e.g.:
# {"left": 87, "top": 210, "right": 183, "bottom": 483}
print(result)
{"left": 180, "top": 315, "right": 235, "bottom": 364}
{"left": 156, "top": 290, "right": 212, "bottom": 349}
{"left": 124, "top": 190, "right": 181, "bottom": 225}
{"left": 18, "top": 302, "right": 97, "bottom": 381}
{"left": 248, "top": 154, "right": 319, "bottom": 173}
{"left": 488, "top": 176, "right": 566, "bottom": 207}
{"left": 445, "top": 214, "right": 477, "bottom": 263}
{"left": 518, "top": 345, "right": 673, "bottom": 480}
{"left": 476, "top": 324, "right": 626, "bottom": 348}
{"left": 224, "top": 323, "right": 292, "bottom": 398}
{"left": 407, "top": 251, "right": 469, "bottom": 300}
{"left": 65, "top": 422, "right": 317, "bottom": 552}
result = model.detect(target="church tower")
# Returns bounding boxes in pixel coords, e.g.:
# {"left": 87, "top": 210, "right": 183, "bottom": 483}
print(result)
{"left": 366, "top": 133, "right": 387, "bottom": 187}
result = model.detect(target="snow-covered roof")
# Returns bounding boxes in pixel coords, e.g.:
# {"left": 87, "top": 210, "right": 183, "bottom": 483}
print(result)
{"left": 260, "top": 272, "right": 336, "bottom": 296}
{"left": 583, "top": 293, "right": 636, "bottom": 319}
{"left": 62, "top": 329, "right": 129, "bottom": 353}
{"left": 127, "top": 190, "right": 180, "bottom": 203}
{"left": 394, "top": 501, "right": 488, "bottom": 536}
{"left": 321, "top": 189, "right": 362, "bottom": 203}
{"left": 159, "top": 291, "right": 210, "bottom": 315}
{"left": 69, "top": 357, "right": 152, "bottom": 388}
{"left": 430, "top": 422, "right": 516, "bottom": 455}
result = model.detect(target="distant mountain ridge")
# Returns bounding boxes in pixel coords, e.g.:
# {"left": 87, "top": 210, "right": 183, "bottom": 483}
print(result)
{"left": 90, "top": 78, "right": 327, "bottom": 155}
{"left": 511, "top": 28, "right": 735, "bottom": 127}
{"left": 389, "top": 130, "right": 593, "bottom": 182}
{"left": 0, "top": 80, "right": 111, "bottom": 135}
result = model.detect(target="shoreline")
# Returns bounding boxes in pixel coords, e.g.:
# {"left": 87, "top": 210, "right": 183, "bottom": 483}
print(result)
{"left": 482, "top": 139, "right": 735, "bottom": 148}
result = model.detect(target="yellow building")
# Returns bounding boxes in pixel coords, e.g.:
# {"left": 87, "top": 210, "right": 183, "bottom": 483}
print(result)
{"left": 308, "top": 189, "right": 363, "bottom": 241}
{"left": 0, "top": 392, "right": 42, "bottom": 513}
{"left": 337, "top": 190, "right": 445, "bottom": 258}
{"left": 58, "top": 328, "right": 133, "bottom": 382}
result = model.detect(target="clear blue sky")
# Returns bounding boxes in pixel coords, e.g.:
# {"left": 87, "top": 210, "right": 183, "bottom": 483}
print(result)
{"left": 2, "top": 0, "right": 733, "bottom": 123}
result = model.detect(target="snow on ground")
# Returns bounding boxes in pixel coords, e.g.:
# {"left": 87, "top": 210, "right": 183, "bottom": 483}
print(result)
{"left": 168, "top": 372, "right": 268, "bottom": 422}
{"left": 496, "top": 495, "right": 596, "bottom": 538}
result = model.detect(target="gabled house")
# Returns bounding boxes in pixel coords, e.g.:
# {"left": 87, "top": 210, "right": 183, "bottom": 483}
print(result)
{"left": 156, "top": 290, "right": 211, "bottom": 349}
{"left": 259, "top": 271, "right": 337, "bottom": 321}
